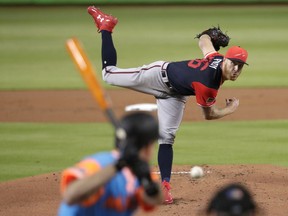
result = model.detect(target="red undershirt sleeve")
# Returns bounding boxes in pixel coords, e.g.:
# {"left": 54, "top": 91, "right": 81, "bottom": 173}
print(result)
{"left": 192, "top": 82, "right": 218, "bottom": 107}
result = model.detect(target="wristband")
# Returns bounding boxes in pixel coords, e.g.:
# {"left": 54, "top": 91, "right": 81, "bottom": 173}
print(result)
{"left": 115, "top": 159, "right": 126, "bottom": 171}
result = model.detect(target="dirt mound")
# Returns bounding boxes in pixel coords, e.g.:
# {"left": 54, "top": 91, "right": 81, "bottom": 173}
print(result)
{"left": 1, "top": 88, "right": 288, "bottom": 122}
{"left": 0, "top": 165, "right": 288, "bottom": 216}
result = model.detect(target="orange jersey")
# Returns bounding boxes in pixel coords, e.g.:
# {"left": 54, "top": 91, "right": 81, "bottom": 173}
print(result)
{"left": 58, "top": 150, "right": 159, "bottom": 216}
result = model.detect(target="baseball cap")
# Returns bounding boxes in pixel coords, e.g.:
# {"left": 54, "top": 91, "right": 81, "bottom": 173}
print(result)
{"left": 207, "top": 183, "right": 257, "bottom": 216}
{"left": 225, "top": 46, "right": 248, "bottom": 65}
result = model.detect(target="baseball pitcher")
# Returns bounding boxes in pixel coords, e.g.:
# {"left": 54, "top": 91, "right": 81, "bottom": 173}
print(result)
{"left": 87, "top": 6, "right": 248, "bottom": 205}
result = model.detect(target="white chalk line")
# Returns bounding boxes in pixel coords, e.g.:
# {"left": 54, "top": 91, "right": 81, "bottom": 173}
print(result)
{"left": 152, "top": 171, "right": 190, "bottom": 175}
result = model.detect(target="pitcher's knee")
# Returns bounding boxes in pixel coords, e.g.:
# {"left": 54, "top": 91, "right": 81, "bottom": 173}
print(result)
{"left": 158, "top": 133, "right": 175, "bottom": 145}
{"left": 102, "top": 67, "right": 113, "bottom": 83}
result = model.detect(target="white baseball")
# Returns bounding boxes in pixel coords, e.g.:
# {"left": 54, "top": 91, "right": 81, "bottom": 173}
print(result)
{"left": 190, "top": 166, "right": 204, "bottom": 179}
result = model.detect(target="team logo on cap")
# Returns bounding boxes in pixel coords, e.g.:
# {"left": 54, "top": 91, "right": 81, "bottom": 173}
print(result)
{"left": 206, "top": 97, "right": 215, "bottom": 104}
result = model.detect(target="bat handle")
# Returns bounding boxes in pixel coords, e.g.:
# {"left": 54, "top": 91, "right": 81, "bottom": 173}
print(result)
{"left": 105, "top": 108, "right": 119, "bottom": 128}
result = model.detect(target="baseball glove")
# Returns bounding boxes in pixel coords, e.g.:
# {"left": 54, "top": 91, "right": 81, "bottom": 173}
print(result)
{"left": 195, "top": 26, "right": 230, "bottom": 51}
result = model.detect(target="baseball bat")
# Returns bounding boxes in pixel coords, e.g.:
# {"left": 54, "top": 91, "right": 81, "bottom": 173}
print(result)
{"left": 65, "top": 37, "right": 119, "bottom": 128}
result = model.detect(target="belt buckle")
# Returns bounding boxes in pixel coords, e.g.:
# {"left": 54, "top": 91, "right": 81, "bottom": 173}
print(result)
{"left": 161, "top": 62, "right": 172, "bottom": 89}
{"left": 161, "top": 71, "right": 169, "bottom": 83}
{"left": 161, "top": 71, "right": 172, "bottom": 88}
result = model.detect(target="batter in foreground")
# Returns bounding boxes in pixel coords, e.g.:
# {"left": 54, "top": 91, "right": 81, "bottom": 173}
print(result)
{"left": 87, "top": 6, "right": 248, "bottom": 205}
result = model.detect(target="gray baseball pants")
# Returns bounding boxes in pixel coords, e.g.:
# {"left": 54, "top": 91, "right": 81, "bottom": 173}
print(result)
{"left": 102, "top": 61, "right": 187, "bottom": 145}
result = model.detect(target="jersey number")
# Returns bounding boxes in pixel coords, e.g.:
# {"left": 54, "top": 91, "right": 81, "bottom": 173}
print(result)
{"left": 188, "top": 59, "right": 209, "bottom": 71}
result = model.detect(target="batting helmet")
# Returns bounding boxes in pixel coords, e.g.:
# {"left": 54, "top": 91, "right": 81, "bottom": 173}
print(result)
{"left": 206, "top": 183, "right": 257, "bottom": 216}
{"left": 115, "top": 112, "right": 160, "bottom": 150}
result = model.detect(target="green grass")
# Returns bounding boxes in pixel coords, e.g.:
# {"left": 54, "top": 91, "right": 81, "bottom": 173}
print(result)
{"left": 176, "top": 121, "right": 288, "bottom": 165}
{"left": 1, "top": 120, "right": 288, "bottom": 182}
{"left": 1, "top": 5, "right": 288, "bottom": 184}
{"left": 1, "top": 5, "right": 288, "bottom": 89}
{"left": 0, "top": 123, "right": 115, "bottom": 181}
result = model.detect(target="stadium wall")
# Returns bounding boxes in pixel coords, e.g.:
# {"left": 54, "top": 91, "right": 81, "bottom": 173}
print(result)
{"left": 1, "top": 0, "right": 288, "bottom": 5}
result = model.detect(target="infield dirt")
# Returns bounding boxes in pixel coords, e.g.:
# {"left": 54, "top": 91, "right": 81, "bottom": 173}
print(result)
{"left": 0, "top": 88, "right": 288, "bottom": 216}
